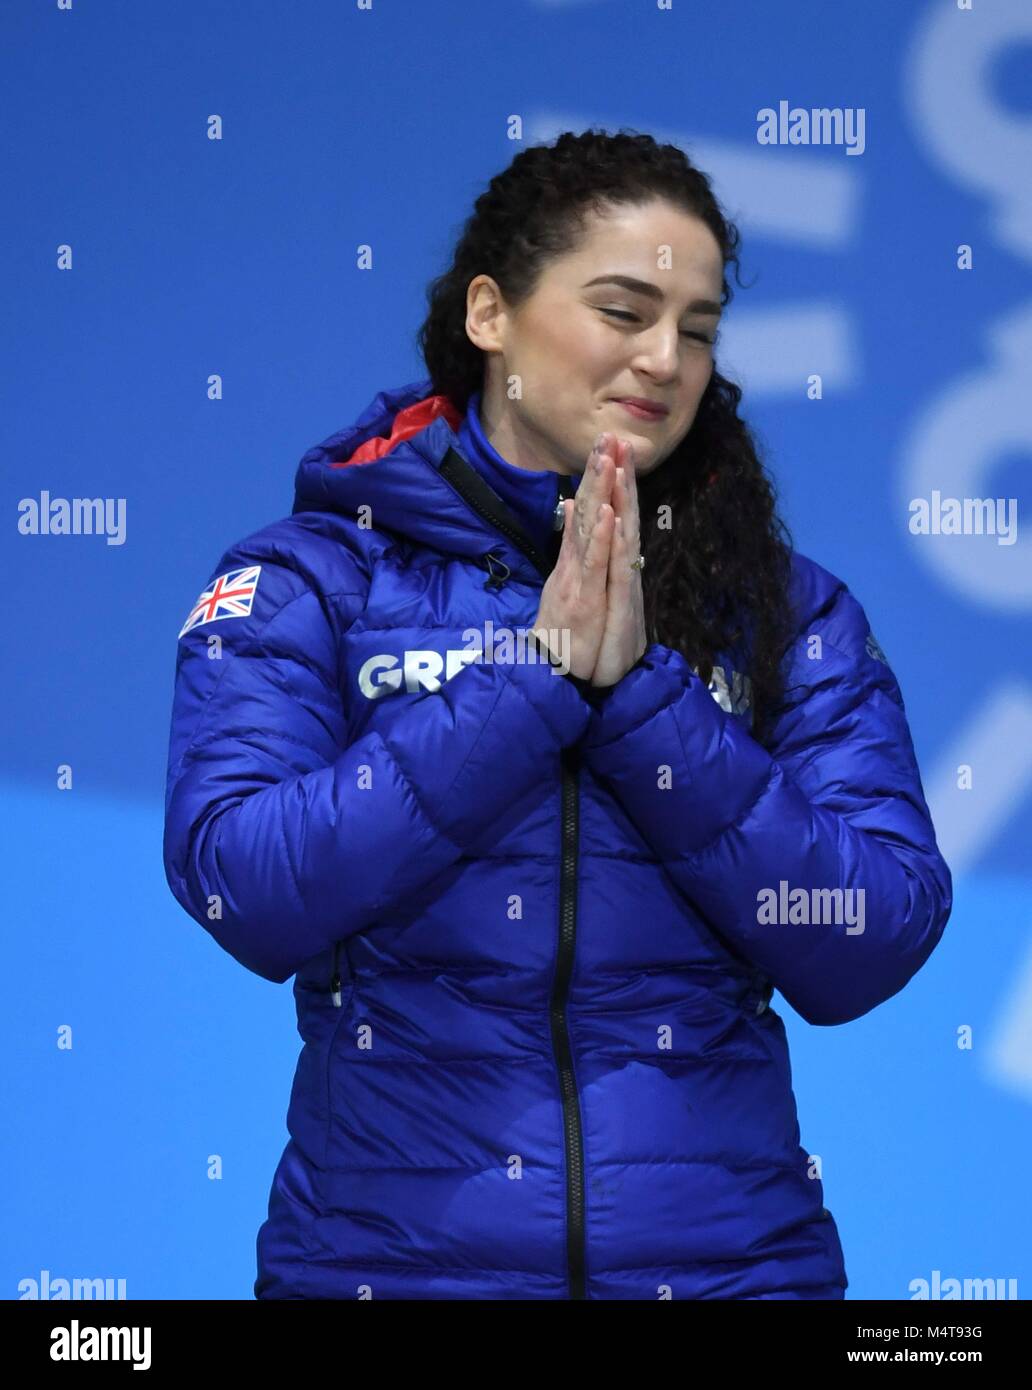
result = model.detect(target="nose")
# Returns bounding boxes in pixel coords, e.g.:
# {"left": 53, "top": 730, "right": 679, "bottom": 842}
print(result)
{"left": 629, "top": 321, "right": 681, "bottom": 381}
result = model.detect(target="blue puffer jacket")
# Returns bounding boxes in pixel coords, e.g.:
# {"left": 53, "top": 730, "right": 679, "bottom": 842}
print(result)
{"left": 162, "top": 378, "right": 953, "bottom": 1300}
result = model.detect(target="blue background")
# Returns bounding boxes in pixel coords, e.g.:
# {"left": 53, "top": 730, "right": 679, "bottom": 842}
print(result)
{"left": 3, "top": 0, "right": 1030, "bottom": 1300}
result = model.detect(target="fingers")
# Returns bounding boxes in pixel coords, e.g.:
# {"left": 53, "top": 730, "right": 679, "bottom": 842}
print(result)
{"left": 558, "top": 492, "right": 609, "bottom": 578}
{"left": 607, "top": 512, "right": 647, "bottom": 665}
{"left": 580, "top": 500, "right": 614, "bottom": 599}
{"left": 556, "top": 432, "right": 642, "bottom": 602}
{"left": 573, "top": 434, "right": 615, "bottom": 554}
{"left": 608, "top": 511, "right": 630, "bottom": 600}
{"left": 611, "top": 501, "right": 645, "bottom": 611}
{"left": 611, "top": 439, "right": 641, "bottom": 559}
{"left": 621, "top": 438, "right": 641, "bottom": 537}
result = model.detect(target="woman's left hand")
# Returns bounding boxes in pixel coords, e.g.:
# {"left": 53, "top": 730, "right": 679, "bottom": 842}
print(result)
{"left": 589, "top": 436, "right": 649, "bottom": 688}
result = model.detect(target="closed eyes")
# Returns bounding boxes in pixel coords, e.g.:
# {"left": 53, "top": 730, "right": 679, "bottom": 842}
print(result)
{"left": 599, "top": 306, "right": 717, "bottom": 345}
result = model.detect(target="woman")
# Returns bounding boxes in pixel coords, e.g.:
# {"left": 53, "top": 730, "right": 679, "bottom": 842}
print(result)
{"left": 162, "top": 129, "right": 952, "bottom": 1300}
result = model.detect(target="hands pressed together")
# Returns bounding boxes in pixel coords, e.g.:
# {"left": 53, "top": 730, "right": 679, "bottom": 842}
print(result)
{"left": 531, "top": 432, "right": 649, "bottom": 689}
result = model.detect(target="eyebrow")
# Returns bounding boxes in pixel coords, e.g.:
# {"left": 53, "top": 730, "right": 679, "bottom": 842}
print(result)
{"left": 582, "top": 274, "right": 722, "bottom": 316}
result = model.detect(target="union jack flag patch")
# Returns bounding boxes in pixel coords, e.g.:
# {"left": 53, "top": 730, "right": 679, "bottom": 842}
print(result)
{"left": 178, "top": 564, "right": 262, "bottom": 638}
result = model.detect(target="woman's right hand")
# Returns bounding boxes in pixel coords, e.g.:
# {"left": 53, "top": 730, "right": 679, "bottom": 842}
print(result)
{"left": 531, "top": 433, "right": 617, "bottom": 680}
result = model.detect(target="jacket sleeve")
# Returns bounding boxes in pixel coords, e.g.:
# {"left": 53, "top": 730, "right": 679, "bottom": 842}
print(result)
{"left": 577, "top": 581, "right": 953, "bottom": 1026}
{"left": 163, "top": 540, "right": 592, "bottom": 985}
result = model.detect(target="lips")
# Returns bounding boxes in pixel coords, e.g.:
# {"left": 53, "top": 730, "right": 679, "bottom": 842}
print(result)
{"left": 613, "top": 397, "right": 669, "bottom": 419}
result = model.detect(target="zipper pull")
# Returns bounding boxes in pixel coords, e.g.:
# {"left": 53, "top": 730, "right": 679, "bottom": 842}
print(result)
{"left": 481, "top": 550, "right": 511, "bottom": 591}
{"left": 330, "top": 941, "right": 343, "bottom": 1007}
{"left": 554, "top": 475, "right": 575, "bottom": 530}
{"left": 751, "top": 973, "right": 774, "bottom": 1016}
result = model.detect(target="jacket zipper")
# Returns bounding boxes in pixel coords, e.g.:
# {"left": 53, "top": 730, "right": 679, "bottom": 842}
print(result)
{"left": 438, "top": 445, "right": 570, "bottom": 584}
{"left": 436, "top": 446, "right": 587, "bottom": 1299}
{"left": 552, "top": 745, "right": 586, "bottom": 1299}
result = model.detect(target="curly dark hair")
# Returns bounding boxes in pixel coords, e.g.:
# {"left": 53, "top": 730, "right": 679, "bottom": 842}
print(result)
{"left": 416, "top": 128, "right": 798, "bottom": 748}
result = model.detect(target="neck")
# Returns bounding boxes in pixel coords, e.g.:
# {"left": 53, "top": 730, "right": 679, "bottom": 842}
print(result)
{"left": 478, "top": 388, "right": 575, "bottom": 477}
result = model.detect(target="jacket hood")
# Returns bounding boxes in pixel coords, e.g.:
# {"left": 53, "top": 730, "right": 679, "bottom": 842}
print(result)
{"left": 291, "top": 377, "right": 547, "bottom": 583}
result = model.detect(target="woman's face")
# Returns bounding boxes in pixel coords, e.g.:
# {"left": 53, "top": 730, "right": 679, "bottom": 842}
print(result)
{"left": 466, "top": 198, "right": 725, "bottom": 478}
